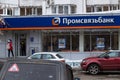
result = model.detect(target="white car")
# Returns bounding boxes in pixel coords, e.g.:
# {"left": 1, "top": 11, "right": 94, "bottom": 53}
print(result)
{"left": 27, "top": 52, "right": 65, "bottom": 62}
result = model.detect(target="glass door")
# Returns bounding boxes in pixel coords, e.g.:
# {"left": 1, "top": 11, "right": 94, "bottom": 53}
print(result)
{"left": 15, "top": 33, "right": 26, "bottom": 56}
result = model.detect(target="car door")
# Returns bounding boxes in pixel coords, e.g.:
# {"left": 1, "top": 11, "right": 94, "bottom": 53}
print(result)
{"left": 99, "top": 52, "right": 118, "bottom": 70}
{"left": 118, "top": 52, "right": 120, "bottom": 70}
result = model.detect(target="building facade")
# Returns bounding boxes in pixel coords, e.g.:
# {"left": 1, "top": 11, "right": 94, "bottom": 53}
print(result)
{"left": 0, "top": 0, "right": 120, "bottom": 16}
{"left": 0, "top": 0, "right": 120, "bottom": 61}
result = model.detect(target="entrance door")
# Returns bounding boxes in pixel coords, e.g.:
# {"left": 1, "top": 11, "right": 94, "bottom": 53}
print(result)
{"left": 15, "top": 33, "right": 26, "bottom": 56}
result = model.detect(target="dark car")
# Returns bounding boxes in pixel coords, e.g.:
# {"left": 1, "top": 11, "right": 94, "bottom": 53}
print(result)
{"left": 81, "top": 50, "right": 120, "bottom": 74}
{"left": 0, "top": 58, "right": 80, "bottom": 80}
{"left": 0, "top": 58, "right": 8, "bottom": 70}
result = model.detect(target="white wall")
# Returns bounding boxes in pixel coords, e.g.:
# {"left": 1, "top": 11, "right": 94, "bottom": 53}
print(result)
{"left": 87, "top": 0, "right": 119, "bottom": 5}
{"left": 19, "top": 0, "right": 42, "bottom": 6}
{"left": 54, "top": 0, "right": 71, "bottom": 4}
{"left": 28, "top": 31, "right": 42, "bottom": 55}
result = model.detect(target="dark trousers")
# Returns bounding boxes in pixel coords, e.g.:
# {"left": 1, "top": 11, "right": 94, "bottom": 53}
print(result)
{"left": 8, "top": 49, "right": 14, "bottom": 57}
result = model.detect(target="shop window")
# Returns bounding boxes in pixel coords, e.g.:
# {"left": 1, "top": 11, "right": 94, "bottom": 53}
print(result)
{"left": 72, "top": 35, "right": 79, "bottom": 51}
{"left": 42, "top": 31, "right": 79, "bottom": 52}
{"left": 84, "top": 31, "right": 118, "bottom": 52}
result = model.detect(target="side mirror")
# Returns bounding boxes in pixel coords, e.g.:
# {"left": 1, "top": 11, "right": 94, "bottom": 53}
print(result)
{"left": 74, "top": 77, "right": 80, "bottom": 80}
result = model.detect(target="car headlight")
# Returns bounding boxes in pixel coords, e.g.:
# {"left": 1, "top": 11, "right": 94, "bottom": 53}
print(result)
{"left": 82, "top": 59, "right": 90, "bottom": 63}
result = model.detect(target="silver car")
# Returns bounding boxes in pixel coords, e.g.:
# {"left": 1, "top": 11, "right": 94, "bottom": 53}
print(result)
{"left": 27, "top": 52, "right": 65, "bottom": 62}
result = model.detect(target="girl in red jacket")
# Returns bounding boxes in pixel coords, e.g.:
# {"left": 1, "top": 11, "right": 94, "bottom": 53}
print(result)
{"left": 7, "top": 39, "right": 14, "bottom": 57}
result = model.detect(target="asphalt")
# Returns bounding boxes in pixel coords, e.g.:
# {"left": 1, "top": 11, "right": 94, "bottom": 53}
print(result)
{"left": 73, "top": 69, "right": 120, "bottom": 80}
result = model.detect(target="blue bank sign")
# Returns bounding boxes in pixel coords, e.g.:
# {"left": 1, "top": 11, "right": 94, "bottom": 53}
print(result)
{"left": 0, "top": 15, "right": 120, "bottom": 29}
{"left": 54, "top": 16, "right": 115, "bottom": 26}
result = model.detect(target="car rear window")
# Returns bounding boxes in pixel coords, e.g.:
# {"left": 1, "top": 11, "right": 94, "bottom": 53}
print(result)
{"left": 3, "top": 63, "right": 58, "bottom": 80}
{"left": 56, "top": 54, "right": 63, "bottom": 58}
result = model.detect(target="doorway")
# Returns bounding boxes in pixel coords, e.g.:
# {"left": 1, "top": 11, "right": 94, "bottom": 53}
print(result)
{"left": 15, "top": 33, "right": 26, "bottom": 56}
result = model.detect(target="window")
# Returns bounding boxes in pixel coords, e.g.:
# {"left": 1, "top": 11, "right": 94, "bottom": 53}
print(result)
{"left": 58, "top": 6, "right": 63, "bottom": 14}
{"left": 56, "top": 54, "right": 63, "bottom": 58}
{"left": 84, "top": 30, "right": 118, "bottom": 52}
{"left": 96, "top": 6, "right": 102, "bottom": 12}
{"left": 31, "top": 54, "right": 41, "bottom": 59}
{"left": 42, "top": 30, "right": 79, "bottom": 52}
{"left": 42, "top": 54, "right": 55, "bottom": 59}
{"left": 4, "top": 63, "right": 57, "bottom": 80}
{"left": 86, "top": 6, "right": 94, "bottom": 12}
{"left": 86, "top": 7, "right": 92, "bottom": 12}
{"left": 52, "top": 5, "right": 56, "bottom": 13}
{"left": 108, "top": 52, "right": 119, "bottom": 57}
{"left": 64, "top": 6, "right": 68, "bottom": 14}
{"left": 52, "top": 5, "right": 76, "bottom": 14}
{"left": 71, "top": 5, "right": 76, "bottom": 14}
{"left": 0, "top": 9, "right": 3, "bottom": 14}
{"left": 20, "top": 8, "right": 25, "bottom": 16}
{"left": 26, "top": 8, "right": 32, "bottom": 15}
{"left": 20, "top": 7, "right": 42, "bottom": 16}
{"left": 37, "top": 8, "right": 42, "bottom": 15}
{"left": 7, "top": 9, "right": 12, "bottom": 15}
{"left": 103, "top": 6, "right": 109, "bottom": 11}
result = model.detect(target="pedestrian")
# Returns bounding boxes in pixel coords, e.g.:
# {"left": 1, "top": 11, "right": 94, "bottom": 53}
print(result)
{"left": 7, "top": 39, "right": 14, "bottom": 57}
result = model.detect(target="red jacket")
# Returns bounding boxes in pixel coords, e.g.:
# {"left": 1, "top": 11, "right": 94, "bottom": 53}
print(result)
{"left": 7, "top": 42, "right": 13, "bottom": 50}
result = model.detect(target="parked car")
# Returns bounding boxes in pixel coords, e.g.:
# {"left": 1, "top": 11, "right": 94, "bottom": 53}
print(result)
{"left": 0, "top": 58, "right": 7, "bottom": 71}
{"left": 81, "top": 50, "right": 120, "bottom": 74}
{"left": 0, "top": 58, "right": 80, "bottom": 80}
{"left": 27, "top": 52, "right": 65, "bottom": 62}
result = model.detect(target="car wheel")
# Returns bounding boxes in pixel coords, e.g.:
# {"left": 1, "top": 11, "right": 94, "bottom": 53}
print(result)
{"left": 88, "top": 64, "right": 100, "bottom": 75}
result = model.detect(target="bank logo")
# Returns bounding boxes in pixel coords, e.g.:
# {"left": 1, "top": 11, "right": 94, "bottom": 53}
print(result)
{"left": 52, "top": 17, "right": 60, "bottom": 26}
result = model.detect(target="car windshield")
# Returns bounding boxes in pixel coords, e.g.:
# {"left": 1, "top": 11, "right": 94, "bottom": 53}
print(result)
{"left": 3, "top": 63, "right": 58, "bottom": 80}
{"left": 56, "top": 54, "right": 63, "bottom": 58}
